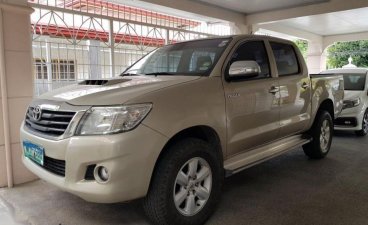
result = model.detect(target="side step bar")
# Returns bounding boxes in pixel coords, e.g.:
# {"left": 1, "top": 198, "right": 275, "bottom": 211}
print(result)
{"left": 224, "top": 135, "right": 311, "bottom": 177}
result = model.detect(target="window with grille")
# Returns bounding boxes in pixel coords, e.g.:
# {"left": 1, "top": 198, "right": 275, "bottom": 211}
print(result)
{"left": 52, "top": 59, "right": 76, "bottom": 80}
{"left": 34, "top": 59, "right": 76, "bottom": 81}
{"left": 35, "top": 59, "right": 48, "bottom": 79}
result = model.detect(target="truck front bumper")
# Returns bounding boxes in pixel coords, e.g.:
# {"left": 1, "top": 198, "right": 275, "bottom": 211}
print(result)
{"left": 20, "top": 123, "right": 168, "bottom": 203}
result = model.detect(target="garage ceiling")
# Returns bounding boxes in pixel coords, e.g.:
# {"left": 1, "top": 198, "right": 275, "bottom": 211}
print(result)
{"left": 116, "top": 0, "right": 368, "bottom": 42}
{"left": 270, "top": 7, "right": 368, "bottom": 35}
{"left": 195, "top": 0, "right": 328, "bottom": 14}
{"left": 268, "top": 7, "right": 368, "bottom": 36}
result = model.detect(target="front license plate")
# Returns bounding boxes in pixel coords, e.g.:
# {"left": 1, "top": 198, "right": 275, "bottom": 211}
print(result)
{"left": 23, "top": 141, "right": 44, "bottom": 166}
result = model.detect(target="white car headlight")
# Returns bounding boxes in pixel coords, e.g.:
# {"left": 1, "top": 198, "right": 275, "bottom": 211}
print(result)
{"left": 343, "top": 98, "right": 360, "bottom": 109}
{"left": 76, "top": 104, "right": 152, "bottom": 135}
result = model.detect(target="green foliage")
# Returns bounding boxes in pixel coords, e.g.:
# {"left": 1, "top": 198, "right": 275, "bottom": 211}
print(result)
{"left": 327, "top": 41, "right": 368, "bottom": 69}
{"left": 294, "top": 39, "right": 308, "bottom": 59}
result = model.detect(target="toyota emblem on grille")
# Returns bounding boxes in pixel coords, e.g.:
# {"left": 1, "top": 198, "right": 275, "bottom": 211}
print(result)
{"left": 32, "top": 106, "right": 42, "bottom": 121}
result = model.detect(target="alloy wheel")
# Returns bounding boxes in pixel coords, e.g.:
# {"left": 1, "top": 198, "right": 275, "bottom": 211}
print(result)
{"left": 320, "top": 119, "right": 331, "bottom": 153}
{"left": 363, "top": 113, "right": 368, "bottom": 133}
{"left": 173, "top": 157, "right": 212, "bottom": 216}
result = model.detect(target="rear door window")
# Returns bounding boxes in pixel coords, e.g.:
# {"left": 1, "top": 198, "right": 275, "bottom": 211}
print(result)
{"left": 270, "top": 42, "right": 300, "bottom": 76}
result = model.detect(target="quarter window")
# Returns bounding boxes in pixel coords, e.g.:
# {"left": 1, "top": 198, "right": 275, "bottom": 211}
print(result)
{"left": 271, "top": 42, "right": 300, "bottom": 76}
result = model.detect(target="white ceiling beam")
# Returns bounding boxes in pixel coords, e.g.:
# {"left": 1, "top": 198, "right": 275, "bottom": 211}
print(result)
{"left": 137, "top": 0, "right": 246, "bottom": 24}
{"left": 255, "top": 23, "right": 323, "bottom": 42}
{"left": 323, "top": 31, "right": 368, "bottom": 48}
{"left": 246, "top": 0, "right": 368, "bottom": 25}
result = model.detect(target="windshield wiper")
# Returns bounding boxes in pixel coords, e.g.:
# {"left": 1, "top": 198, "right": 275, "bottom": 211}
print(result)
{"left": 144, "top": 72, "right": 175, "bottom": 76}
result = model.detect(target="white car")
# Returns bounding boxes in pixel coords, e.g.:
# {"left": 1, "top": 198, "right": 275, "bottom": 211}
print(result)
{"left": 321, "top": 68, "right": 368, "bottom": 136}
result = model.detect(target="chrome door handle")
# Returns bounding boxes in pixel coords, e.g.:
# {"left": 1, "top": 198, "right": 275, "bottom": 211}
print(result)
{"left": 301, "top": 82, "right": 309, "bottom": 89}
{"left": 269, "top": 86, "right": 279, "bottom": 94}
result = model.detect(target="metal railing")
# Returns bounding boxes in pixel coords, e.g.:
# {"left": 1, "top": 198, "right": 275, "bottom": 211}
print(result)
{"left": 29, "top": 0, "right": 232, "bottom": 95}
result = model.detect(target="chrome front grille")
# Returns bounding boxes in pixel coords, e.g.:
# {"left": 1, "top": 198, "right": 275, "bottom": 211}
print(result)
{"left": 25, "top": 107, "right": 76, "bottom": 136}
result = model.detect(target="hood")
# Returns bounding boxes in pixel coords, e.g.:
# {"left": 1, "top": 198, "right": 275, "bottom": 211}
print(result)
{"left": 38, "top": 76, "right": 200, "bottom": 105}
{"left": 344, "top": 90, "right": 362, "bottom": 100}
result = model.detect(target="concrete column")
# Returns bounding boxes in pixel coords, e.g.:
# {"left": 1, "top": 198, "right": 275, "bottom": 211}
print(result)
{"left": 88, "top": 40, "right": 102, "bottom": 79}
{"left": 230, "top": 23, "right": 257, "bottom": 35}
{"left": 0, "top": 1, "right": 37, "bottom": 187}
{"left": 306, "top": 40, "right": 327, "bottom": 74}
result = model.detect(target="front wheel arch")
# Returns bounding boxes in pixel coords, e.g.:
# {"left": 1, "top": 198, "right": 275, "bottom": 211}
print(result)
{"left": 355, "top": 108, "right": 368, "bottom": 136}
{"left": 147, "top": 126, "right": 224, "bottom": 192}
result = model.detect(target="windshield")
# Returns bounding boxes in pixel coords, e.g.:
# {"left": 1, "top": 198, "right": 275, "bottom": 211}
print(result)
{"left": 123, "top": 38, "right": 231, "bottom": 76}
{"left": 342, "top": 73, "right": 367, "bottom": 91}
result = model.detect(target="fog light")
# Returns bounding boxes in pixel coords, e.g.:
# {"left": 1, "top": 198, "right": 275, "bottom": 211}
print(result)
{"left": 95, "top": 166, "right": 109, "bottom": 182}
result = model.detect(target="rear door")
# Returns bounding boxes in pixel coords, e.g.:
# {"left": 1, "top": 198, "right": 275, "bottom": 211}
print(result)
{"left": 269, "top": 41, "right": 311, "bottom": 137}
{"left": 223, "top": 40, "right": 280, "bottom": 157}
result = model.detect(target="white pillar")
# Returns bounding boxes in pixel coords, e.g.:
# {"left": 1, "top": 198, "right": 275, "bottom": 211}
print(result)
{"left": 0, "top": 1, "right": 37, "bottom": 187}
{"left": 88, "top": 40, "right": 102, "bottom": 79}
{"left": 108, "top": 19, "right": 115, "bottom": 77}
{"left": 164, "top": 28, "right": 169, "bottom": 45}
{"left": 306, "top": 41, "right": 327, "bottom": 74}
{"left": 230, "top": 23, "right": 258, "bottom": 35}
{"left": 45, "top": 42, "right": 53, "bottom": 92}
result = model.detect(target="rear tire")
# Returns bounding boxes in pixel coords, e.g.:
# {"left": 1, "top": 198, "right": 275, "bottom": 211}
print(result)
{"left": 303, "top": 110, "right": 333, "bottom": 159}
{"left": 355, "top": 110, "right": 368, "bottom": 136}
{"left": 143, "top": 138, "right": 223, "bottom": 225}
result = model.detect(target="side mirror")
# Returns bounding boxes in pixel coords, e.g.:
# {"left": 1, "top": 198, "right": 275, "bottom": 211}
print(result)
{"left": 228, "top": 60, "right": 261, "bottom": 79}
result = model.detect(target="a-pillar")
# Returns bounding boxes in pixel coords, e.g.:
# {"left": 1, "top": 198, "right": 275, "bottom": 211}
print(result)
{"left": 0, "top": 0, "right": 37, "bottom": 188}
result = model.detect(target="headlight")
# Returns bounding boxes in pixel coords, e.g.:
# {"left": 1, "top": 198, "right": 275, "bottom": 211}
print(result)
{"left": 343, "top": 98, "right": 360, "bottom": 109}
{"left": 76, "top": 103, "right": 152, "bottom": 135}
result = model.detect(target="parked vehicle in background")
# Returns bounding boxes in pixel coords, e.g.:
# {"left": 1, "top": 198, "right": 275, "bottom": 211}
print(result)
{"left": 21, "top": 35, "right": 344, "bottom": 225}
{"left": 320, "top": 68, "right": 368, "bottom": 136}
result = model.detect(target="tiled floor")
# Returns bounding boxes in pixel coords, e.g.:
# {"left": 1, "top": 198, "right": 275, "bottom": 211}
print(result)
{"left": 1, "top": 131, "right": 368, "bottom": 225}
{"left": 0, "top": 196, "right": 27, "bottom": 225}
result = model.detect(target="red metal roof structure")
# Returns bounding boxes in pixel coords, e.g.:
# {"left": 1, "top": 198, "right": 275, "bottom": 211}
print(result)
{"left": 32, "top": 23, "right": 166, "bottom": 47}
{"left": 30, "top": 0, "right": 202, "bottom": 46}
{"left": 29, "top": 0, "right": 201, "bottom": 28}
{"left": 62, "top": 0, "right": 201, "bottom": 28}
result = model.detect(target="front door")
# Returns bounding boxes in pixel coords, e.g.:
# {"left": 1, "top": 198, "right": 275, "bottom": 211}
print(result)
{"left": 224, "top": 40, "right": 280, "bottom": 157}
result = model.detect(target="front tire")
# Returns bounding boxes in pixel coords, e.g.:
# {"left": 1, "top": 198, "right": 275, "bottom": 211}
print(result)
{"left": 355, "top": 110, "right": 368, "bottom": 136}
{"left": 303, "top": 110, "right": 333, "bottom": 159}
{"left": 143, "top": 138, "right": 223, "bottom": 225}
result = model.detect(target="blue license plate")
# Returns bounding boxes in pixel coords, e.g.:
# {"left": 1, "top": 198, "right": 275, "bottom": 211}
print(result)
{"left": 23, "top": 141, "right": 44, "bottom": 166}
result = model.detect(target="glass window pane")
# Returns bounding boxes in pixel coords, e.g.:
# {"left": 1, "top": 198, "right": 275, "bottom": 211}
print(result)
{"left": 230, "top": 41, "right": 271, "bottom": 79}
{"left": 271, "top": 42, "right": 300, "bottom": 76}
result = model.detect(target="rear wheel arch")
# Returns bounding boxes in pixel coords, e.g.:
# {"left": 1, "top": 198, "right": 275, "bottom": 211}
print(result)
{"left": 318, "top": 99, "right": 334, "bottom": 120}
{"left": 303, "top": 110, "right": 333, "bottom": 159}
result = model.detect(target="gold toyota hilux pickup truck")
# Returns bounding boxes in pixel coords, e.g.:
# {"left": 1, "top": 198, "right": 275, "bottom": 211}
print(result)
{"left": 21, "top": 35, "right": 344, "bottom": 225}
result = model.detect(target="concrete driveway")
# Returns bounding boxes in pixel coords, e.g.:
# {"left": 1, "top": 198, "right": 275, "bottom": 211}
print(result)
{"left": 1, "top": 131, "right": 368, "bottom": 225}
